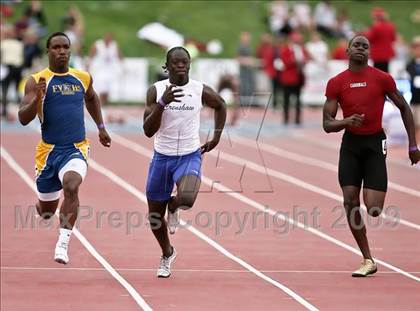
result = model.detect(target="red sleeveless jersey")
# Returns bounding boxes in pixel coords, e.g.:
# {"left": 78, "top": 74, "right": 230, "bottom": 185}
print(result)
{"left": 325, "top": 66, "right": 396, "bottom": 135}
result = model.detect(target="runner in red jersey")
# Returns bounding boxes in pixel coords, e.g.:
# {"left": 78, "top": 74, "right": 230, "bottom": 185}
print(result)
{"left": 323, "top": 35, "right": 420, "bottom": 277}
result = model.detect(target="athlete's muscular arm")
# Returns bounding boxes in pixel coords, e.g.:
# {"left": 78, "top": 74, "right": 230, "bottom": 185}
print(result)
{"left": 143, "top": 84, "right": 183, "bottom": 138}
{"left": 387, "top": 90, "right": 420, "bottom": 164}
{"left": 143, "top": 86, "right": 162, "bottom": 138}
{"left": 85, "top": 77, "right": 111, "bottom": 147}
{"left": 200, "top": 85, "right": 227, "bottom": 154}
{"left": 323, "top": 98, "right": 364, "bottom": 133}
{"left": 18, "top": 77, "right": 45, "bottom": 125}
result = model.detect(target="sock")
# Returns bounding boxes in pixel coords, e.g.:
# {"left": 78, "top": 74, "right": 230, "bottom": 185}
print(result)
{"left": 58, "top": 228, "right": 72, "bottom": 245}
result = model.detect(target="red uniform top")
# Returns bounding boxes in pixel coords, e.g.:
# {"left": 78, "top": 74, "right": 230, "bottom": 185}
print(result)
{"left": 256, "top": 43, "right": 276, "bottom": 79}
{"left": 331, "top": 46, "right": 348, "bottom": 60}
{"left": 279, "top": 44, "right": 307, "bottom": 86}
{"left": 325, "top": 66, "right": 396, "bottom": 135}
{"left": 365, "top": 21, "right": 396, "bottom": 62}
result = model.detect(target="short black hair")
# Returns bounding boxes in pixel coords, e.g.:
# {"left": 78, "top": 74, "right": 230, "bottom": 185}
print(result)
{"left": 348, "top": 35, "right": 369, "bottom": 48}
{"left": 166, "top": 46, "right": 191, "bottom": 63}
{"left": 348, "top": 36, "right": 357, "bottom": 48}
{"left": 46, "top": 32, "right": 71, "bottom": 48}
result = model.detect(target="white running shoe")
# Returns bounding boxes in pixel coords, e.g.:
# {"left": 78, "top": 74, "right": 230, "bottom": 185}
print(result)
{"left": 54, "top": 242, "right": 69, "bottom": 264}
{"left": 352, "top": 259, "right": 377, "bottom": 277}
{"left": 157, "top": 247, "right": 177, "bottom": 278}
{"left": 167, "top": 209, "right": 180, "bottom": 234}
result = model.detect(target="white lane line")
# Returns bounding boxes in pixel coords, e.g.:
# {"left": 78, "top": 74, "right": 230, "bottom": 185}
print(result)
{"left": 88, "top": 156, "right": 319, "bottom": 311}
{"left": 2, "top": 266, "right": 419, "bottom": 274}
{"left": 1, "top": 146, "right": 153, "bottom": 311}
{"left": 110, "top": 132, "right": 420, "bottom": 283}
{"left": 213, "top": 147, "right": 420, "bottom": 230}
{"left": 230, "top": 135, "right": 420, "bottom": 198}
{"left": 201, "top": 175, "right": 420, "bottom": 284}
{"left": 292, "top": 132, "right": 420, "bottom": 171}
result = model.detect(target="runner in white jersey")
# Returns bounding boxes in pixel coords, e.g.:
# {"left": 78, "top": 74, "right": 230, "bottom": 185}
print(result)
{"left": 143, "top": 47, "right": 226, "bottom": 278}
{"left": 88, "top": 32, "right": 123, "bottom": 123}
{"left": 153, "top": 77, "right": 203, "bottom": 155}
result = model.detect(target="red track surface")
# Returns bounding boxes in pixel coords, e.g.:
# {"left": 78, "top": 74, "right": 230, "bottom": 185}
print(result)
{"left": 1, "top": 107, "right": 419, "bottom": 310}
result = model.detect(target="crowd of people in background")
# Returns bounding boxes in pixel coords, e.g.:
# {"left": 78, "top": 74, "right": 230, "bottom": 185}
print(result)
{"left": 1, "top": 0, "right": 44, "bottom": 121}
{"left": 233, "top": 1, "right": 419, "bottom": 128}
{"left": 1, "top": 0, "right": 125, "bottom": 123}
{"left": 1, "top": 0, "right": 419, "bottom": 131}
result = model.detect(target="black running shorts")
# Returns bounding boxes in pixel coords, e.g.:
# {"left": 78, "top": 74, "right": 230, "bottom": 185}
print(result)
{"left": 338, "top": 130, "right": 387, "bottom": 192}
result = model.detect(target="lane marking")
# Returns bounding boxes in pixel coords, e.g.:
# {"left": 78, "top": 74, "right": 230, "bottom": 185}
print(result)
{"left": 230, "top": 135, "right": 420, "bottom": 198}
{"left": 2, "top": 266, "right": 419, "bottom": 274}
{"left": 110, "top": 132, "right": 420, "bottom": 283}
{"left": 213, "top": 147, "right": 420, "bottom": 230}
{"left": 88, "top": 157, "right": 319, "bottom": 311}
{"left": 1, "top": 146, "right": 153, "bottom": 311}
{"left": 292, "top": 132, "right": 420, "bottom": 171}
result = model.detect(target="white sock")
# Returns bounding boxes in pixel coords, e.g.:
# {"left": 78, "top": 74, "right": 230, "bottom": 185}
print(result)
{"left": 58, "top": 228, "right": 72, "bottom": 245}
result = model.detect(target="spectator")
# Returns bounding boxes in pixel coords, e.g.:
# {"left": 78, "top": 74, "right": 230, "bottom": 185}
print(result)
{"left": 279, "top": 32, "right": 307, "bottom": 125}
{"left": 336, "top": 9, "right": 354, "bottom": 40}
{"left": 256, "top": 33, "right": 281, "bottom": 109}
{"left": 364, "top": 7, "right": 396, "bottom": 72}
{"left": 14, "top": 10, "right": 31, "bottom": 40}
{"left": 406, "top": 36, "right": 420, "bottom": 131}
{"left": 1, "top": 3, "right": 14, "bottom": 18}
{"left": 268, "top": 1, "right": 292, "bottom": 37}
{"left": 88, "top": 32, "right": 124, "bottom": 123}
{"left": 62, "top": 6, "right": 85, "bottom": 68}
{"left": 305, "top": 31, "right": 329, "bottom": 66}
{"left": 22, "top": 27, "right": 42, "bottom": 70}
{"left": 61, "top": 6, "right": 85, "bottom": 41}
{"left": 331, "top": 38, "right": 348, "bottom": 60}
{"left": 237, "top": 31, "right": 255, "bottom": 107}
{"left": 63, "top": 18, "right": 82, "bottom": 68}
{"left": 313, "top": 1, "right": 337, "bottom": 38}
{"left": 394, "top": 33, "right": 410, "bottom": 63}
{"left": 1, "top": 25, "right": 24, "bottom": 121}
{"left": 218, "top": 74, "right": 240, "bottom": 126}
{"left": 24, "top": 0, "right": 47, "bottom": 37}
{"left": 291, "top": 1, "right": 312, "bottom": 31}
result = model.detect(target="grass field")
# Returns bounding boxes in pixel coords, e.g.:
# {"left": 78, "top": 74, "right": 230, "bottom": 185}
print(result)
{"left": 6, "top": 1, "right": 420, "bottom": 58}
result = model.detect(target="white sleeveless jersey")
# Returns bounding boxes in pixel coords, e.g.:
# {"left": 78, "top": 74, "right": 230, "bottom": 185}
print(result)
{"left": 90, "top": 40, "right": 120, "bottom": 76}
{"left": 153, "top": 79, "right": 203, "bottom": 156}
{"left": 93, "top": 39, "right": 119, "bottom": 67}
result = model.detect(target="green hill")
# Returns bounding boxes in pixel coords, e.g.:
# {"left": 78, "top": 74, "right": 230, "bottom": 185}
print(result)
{"left": 5, "top": 1, "right": 420, "bottom": 58}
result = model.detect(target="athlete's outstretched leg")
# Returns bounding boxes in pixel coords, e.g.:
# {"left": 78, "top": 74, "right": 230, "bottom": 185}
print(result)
{"left": 60, "top": 171, "right": 82, "bottom": 229}
{"left": 168, "top": 174, "right": 201, "bottom": 212}
{"left": 148, "top": 199, "right": 177, "bottom": 278}
{"left": 342, "top": 186, "right": 373, "bottom": 260}
{"left": 36, "top": 199, "right": 59, "bottom": 220}
{"left": 167, "top": 175, "right": 201, "bottom": 234}
{"left": 148, "top": 199, "right": 173, "bottom": 257}
{"left": 342, "top": 186, "right": 378, "bottom": 277}
{"left": 363, "top": 188, "right": 386, "bottom": 217}
{"left": 54, "top": 171, "right": 83, "bottom": 264}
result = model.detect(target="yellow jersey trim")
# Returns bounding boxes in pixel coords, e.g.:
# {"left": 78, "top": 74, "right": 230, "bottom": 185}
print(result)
{"left": 29, "top": 67, "right": 91, "bottom": 123}
{"left": 74, "top": 139, "right": 90, "bottom": 162}
{"left": 35, "top": 140, "right": 54, "bottom": 177}
{"left": 69, "top": 68, "right": 91, "bottom": 92}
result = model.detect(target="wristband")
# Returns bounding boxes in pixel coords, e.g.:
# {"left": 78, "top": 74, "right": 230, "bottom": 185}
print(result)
{"left": 97, "top": 123, "right": 105, "bottom": 130}
{"left": 158, "top": 97, "right": 167, "bottom": 107}
{"left": 409, "top": 146, "right": 418, "bottom": 152}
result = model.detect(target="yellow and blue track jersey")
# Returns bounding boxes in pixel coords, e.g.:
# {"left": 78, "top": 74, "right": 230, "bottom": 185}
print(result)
{"left": 31, "top": 67, "right": 91, "bottom": 145}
